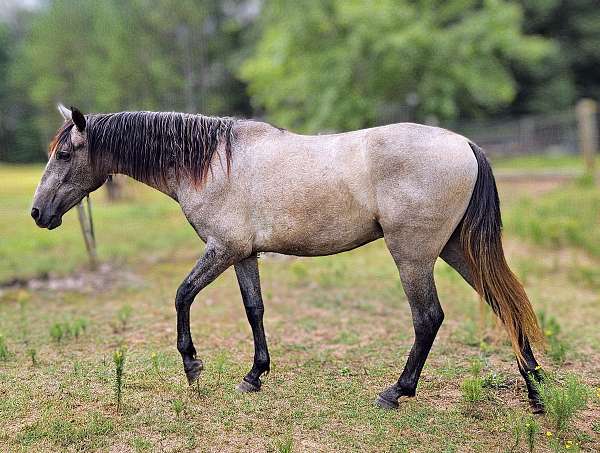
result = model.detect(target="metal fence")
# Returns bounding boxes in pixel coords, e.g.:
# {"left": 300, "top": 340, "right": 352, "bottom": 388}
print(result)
{"left": 449, "top": 110, "right": 581, "bottom": 157}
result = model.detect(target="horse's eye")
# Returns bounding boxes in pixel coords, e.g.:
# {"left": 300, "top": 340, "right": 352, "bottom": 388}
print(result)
{"left": 56, "top": 150, "right": 71, "bottom": 161}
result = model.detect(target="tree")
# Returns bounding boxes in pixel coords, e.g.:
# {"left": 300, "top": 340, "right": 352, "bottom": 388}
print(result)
{"left": 240, "top": 0, "right": 556, "bottom": 132}
{"left": 10, "top": 0, "right": 252, "bottom": 159}
{"left": 510, "top": 0, "right": 600, "bottom": 114}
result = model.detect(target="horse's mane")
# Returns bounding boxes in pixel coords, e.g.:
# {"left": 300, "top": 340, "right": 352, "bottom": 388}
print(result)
{"left": 50, "top": 111, "right": 235, "bottom": 186}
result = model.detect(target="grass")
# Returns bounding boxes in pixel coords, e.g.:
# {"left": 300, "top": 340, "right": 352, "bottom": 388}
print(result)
{"left": 536, "top": 374, "right": 592, "bottom": 433}
{"left": 0, "top": 164, "right": 197, "bottom": 283}
{"left": 492, "top": 153, "right": 584, "bottom": 173}
{"left": 504, "top": 177, "right": 600, "bottom": 257}
{"left": 1, "top": 163, "right": 599, "bottom": 451}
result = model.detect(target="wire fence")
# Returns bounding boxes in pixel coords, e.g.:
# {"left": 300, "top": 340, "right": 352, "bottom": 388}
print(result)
{"left": 449, "top": 110, "right": 581, "bottom": 157}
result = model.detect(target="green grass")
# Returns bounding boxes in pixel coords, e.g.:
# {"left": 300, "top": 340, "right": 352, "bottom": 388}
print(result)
{"left": 1, "top": 163, "right": 599, "bottom": 451}
{"left": 492, "top": 153, "right": 584, "bottom": 172}
{"left": 504, "top": 177, "right": 600, "bottom": 256}
{"left": 0, "top": 164, "right": 197, "bottom": 283}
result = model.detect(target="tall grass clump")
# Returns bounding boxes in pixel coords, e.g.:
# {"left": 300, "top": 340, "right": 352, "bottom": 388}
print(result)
{"left": 113, "top": 348, "right": 127, "bottom": 413}
{"left": 538, "top": 311, "right": 569, "bottom": 365}
{"left": 536, "top": 374, "right": 590, "bottom": 433}
{"left": 504, "top": 180, "right": 600, "bottom": 257}
{"left": 461, "top": 357, "right": 486, "bottom": 405}
{"left": 113, "top": 304, "right": 133, "bottom": 332}
{"left": 0, "top": 334, "right": 9, "bottom": 361}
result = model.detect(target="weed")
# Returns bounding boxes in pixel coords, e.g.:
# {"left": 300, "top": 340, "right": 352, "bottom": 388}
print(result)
{"left": 113, "top": 348, "right": 126, "bottom": 413}
{"left": 538, "top": 310, "right": 569, "bottom": 365}
{"left": 27, "top": 348, "right": 37, "bottom": 366}
{"left": 49, "top": 323, "right": 64, "bottom": 343}
{"left": 172, "top": 399, "right": 184, "bottom": 418}
{"left": 151, "top": 352, "right": 166, "bottom": 382}
{"left": 524, "top": 417, "right": 539, "bottom": 452}
{"left": 468, "top": 356, "right": 484, "bottom": 377}
{"left": 213, "top": 351, "right": 228, "bottom": 386}
{"left": 461, "top": 377, "right": 485, "bottom": 404}
{"left": 536, "top": 374, "right": 590, "bottom": 432}
{"left": 482, "top": 371, "right": 510, "bottom": 389}
{"left": 70, "top": 318, "right": 88, "bottom": 338}
{"left": 49, "top": 318, "right": 89, "bottom": 343}
{"left": 0, "top": 334, "right": 9, "bottom": 361}
{"left": 113, "top": 304, "right": 133, "bottom": 332}
{"left": 274, "top": 433, "right": 294, "bottom": 453}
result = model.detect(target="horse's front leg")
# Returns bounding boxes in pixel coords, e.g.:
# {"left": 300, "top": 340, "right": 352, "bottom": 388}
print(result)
{"left": 175, "top": 242, "right": 236, "bottom": 385}
{"left": 234, "top": 255, "right": 270, "bottom": 392}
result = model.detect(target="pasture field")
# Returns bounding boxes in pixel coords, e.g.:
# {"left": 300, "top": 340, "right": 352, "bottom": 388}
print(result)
{"left": 0, "top": 164, "right": 599, "bottom": 452}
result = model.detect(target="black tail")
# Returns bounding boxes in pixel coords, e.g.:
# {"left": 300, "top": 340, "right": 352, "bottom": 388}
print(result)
{"left": 460, "top": 143, "right": 543, "bottom": 363}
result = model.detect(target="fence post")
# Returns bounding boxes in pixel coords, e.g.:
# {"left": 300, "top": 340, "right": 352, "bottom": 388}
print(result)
{"left": 576, "top": 98, "right": 598, "bottom": 178}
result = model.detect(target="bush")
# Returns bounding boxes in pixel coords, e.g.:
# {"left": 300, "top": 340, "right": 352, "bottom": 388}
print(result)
{"left": 461, "top": 377, "right": 485, "bottom": 403}
{"left": 536, "top": 374, "right": 590, "bottom": 432}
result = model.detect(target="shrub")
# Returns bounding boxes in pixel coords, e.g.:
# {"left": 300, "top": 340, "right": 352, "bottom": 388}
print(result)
{"left": 172, "top": 399, "right": 184, "bottom": 418}
{"left": 538, "top": 310, "right": 569, "bottom": 365}
{"left": 113, "top": 348, "right": 127, "bottom": 412}
{"left": 0, "top": 334, "right": 9, "bottom": 361}
{"left": 536, "top": 374, "right": 590, "bottom": 432}
{"left": 461, "top": 377, "right": 485, "bottom": 404}
{"left": 49, "top": 323, "right": 64, "bottom": 343}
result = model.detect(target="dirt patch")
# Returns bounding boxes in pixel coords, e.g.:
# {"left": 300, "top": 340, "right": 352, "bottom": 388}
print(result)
{"left": 0, "top": 262, "right": 143, "bottom": 295}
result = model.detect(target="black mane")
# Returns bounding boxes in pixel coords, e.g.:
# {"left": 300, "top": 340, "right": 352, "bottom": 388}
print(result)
{"left": 51, "top": 111, "right": 235, "bottom": 186}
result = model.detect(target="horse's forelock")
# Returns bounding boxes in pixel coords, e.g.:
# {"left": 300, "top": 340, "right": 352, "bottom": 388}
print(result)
{"left": 48, "top": 121, "right": 74, "bottom": 156}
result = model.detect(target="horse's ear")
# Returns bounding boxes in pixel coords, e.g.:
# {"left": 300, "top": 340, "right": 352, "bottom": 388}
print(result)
{"left": 57, "top": 103, "right": 72, "bottom": 122}
{"left": 71, "top": 106, "right": 86, "bottom": 132}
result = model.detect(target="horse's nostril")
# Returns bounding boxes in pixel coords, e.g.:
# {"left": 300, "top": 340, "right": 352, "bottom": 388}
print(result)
{"left": 31, "top": 207, "right": 40, "bottom": 221}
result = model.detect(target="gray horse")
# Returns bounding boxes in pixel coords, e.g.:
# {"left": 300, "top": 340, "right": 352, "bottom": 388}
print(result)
{"left": 32, "top": 105, "right": 545, "bottom": 411}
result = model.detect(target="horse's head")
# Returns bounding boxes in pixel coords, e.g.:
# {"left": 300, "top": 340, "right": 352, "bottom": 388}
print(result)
{"left": 31, "top": 105, "right": 107, "bottom": 229}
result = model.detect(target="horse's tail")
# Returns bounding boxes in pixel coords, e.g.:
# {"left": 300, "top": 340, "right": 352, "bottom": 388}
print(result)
{"left": 460, "top": 142, "right": 544, "bottom": 363}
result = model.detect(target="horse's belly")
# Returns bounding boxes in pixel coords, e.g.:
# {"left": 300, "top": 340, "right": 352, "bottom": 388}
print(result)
{"left": 254, "top": 209, "right": 383, "bottom": 256}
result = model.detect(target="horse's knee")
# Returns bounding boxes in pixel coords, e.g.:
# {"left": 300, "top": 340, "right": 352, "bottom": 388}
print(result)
{"left": 175, "top": 281, "right": 194, "bottom": 310}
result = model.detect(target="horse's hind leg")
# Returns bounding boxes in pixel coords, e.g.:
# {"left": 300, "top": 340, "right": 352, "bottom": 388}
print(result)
{"left": 234, "top": 255, "right": 270, "bottom": 392}
{"left": 376, "top": 243, "right": 444, "bottom": 409}
{"left": 440, "top": 233, "right": 544, "bottom": 413}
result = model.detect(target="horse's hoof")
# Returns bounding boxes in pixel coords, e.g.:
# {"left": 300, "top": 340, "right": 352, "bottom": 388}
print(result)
{"left": 529, "top": 400, "right": 545, "bottom": 415}
{"left": 375, "top": 394, "right": 399, "bottom": 410}
{"left": 185, "top": 359, "right": 204, "bottom": 385}
{"left": 236, "top": 378, "right": 261, "bottom": 393}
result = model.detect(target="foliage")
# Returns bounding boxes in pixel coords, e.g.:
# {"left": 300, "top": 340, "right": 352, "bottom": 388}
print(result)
{"left": 461, "top": 376, "right": 485, "bottom": 404}
{"left": 172, "top": 399, "right": 184, "bottom": 418}
{"left": 538, "top": 310, "right": 569, "bottom": 365}
{"left": 1, "top": 0, "right": 252, "bottom": 162}
{"left": 113, "top": 348, "right": 126, "bottom": 413}
{"left": 536, "top": 374, "right": 591, "bottom": 433}
{"left": 241, "top": 0, "right": 555, "bottom": 131}
{"left": 504, "top": 179, "right": 600, "bottom": 257}
{"left": 49, "top": 318, "right": 89, "bottom": 343}
{"left": 0, "top": 334, "right": 9, "bottom": 361}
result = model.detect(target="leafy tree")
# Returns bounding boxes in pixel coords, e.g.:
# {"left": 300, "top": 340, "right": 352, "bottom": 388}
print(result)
{"left": 241, "top": 0, "right": 556, "bottom": 131}
{"left": 511, "top": 0, "right": 600, "bottom": 114}
{"left": 10, "top": 0, "right": 252, "bottom": 158}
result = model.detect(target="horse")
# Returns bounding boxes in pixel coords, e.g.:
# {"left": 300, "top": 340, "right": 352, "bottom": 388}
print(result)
{"left": 31, "top": 104, "right": 545, "bottom": 412}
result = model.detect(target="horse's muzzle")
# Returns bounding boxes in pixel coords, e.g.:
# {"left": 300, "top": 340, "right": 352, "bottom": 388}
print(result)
{"left": 31, "top": 207, "right": 62, "bottom": 230}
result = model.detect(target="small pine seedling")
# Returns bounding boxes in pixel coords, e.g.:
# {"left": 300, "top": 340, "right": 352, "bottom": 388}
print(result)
{"left": 275, "top": 433, "right": 294, "bottom": 453}
{"left": 117, "top": 305, "right": 133, "bottom": 331}
{"left": 0, "top": 335, "right": 9, "bottom": 361}
{"left": 214, "top": 352, "right": 228, "bottom": 386}
{"left": 461, "top": 376, "right": 485, "bottom": 404}
{"left": 536, "top": 374, "right": 590, "bottom": 433}
{"left": 27, "top": 348, "right": 37, "bottom": 366}
{"left": 524, "top": 416, "right": 539, "bottom": 452}
{"left": 49, "top": 323, "right": 64, "bottom": 343}
{"left": 172, "top": 399, "right": 184, "bottom": 418}
{"left": 113, "top": 348, "right": 127, "bottom": 413}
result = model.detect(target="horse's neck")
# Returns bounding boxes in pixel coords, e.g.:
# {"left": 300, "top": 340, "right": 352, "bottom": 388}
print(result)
{"left": 113, "top": 165, "right": 180, "bottom": 201}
